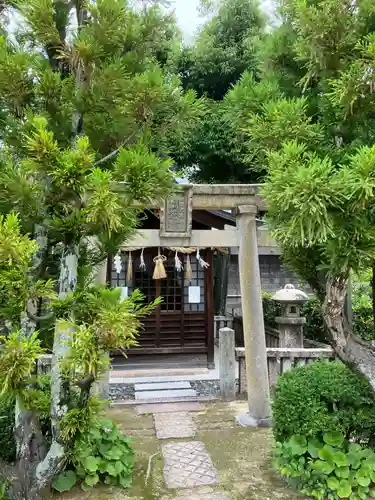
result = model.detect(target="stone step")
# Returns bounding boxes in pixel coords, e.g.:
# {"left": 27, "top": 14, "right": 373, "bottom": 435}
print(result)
{"left": 135, "top": 381, "right": 191, "bottom": 391}
{"left": 111, "top": 395, "right": 217, "bottom": 408}
{"left": 135, "top": 388, "right": 197, "bottom": 400}
{"left": 135, "top": 401, "right": 203, "bottom": 414}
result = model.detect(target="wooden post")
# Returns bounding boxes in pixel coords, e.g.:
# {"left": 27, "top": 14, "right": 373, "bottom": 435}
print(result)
{"left": 219, "top": 327, "right": 236, "bottom": 401}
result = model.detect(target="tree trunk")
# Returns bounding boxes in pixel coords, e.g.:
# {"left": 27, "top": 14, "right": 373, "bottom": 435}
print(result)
{"left": 323, "top": 275, "right": 375, "bottom": 392}
{"left": 11, "top": 397, "right": 47, "bottom": 500}
{"left": 16, "top": 245, "right": 79, "bottom": 499}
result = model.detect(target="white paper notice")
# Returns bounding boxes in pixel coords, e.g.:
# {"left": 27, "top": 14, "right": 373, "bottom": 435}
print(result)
{"left": 188, "top": 286, "right": 200, "bottom": 304}
{"left": 120, "top": 286, "right": 128, "bottom": 302}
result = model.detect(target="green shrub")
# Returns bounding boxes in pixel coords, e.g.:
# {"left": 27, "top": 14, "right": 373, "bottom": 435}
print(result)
{"left": 272, "top": 361, "right": 375, "bottom": 445}
{"left": 53, "top": 419, "right": 134, "bottom": 493}
{"left": 275, "top": 431, "right": 375, "bottom": 499}
{"left": 302, "top": 296, "right": 329, "bottom": 344}
{"left": 0, "top": 395, "right": 16, "bottom": 463}
{"left": 352, "top": 286, "right": 375, "bottom": 341}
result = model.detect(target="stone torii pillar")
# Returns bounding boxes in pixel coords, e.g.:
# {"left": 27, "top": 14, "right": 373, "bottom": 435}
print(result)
{"left": 236, "top": 205, "right": 271, "bottom": 427}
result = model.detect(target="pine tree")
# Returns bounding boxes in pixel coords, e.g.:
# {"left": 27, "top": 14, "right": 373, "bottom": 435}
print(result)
{"left": 228, "top": 0, "right": 375, "bottom": 392}
{"left": 0, "top": 1, "right": 203, "bottom": 497}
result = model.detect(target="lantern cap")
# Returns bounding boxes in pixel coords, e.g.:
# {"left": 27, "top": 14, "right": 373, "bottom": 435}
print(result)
{"left": 272, "top": 284, "right": 308, "bottom": 304}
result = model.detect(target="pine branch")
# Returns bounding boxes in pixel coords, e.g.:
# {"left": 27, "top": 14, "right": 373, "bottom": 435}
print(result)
{"left": 93, "top": 132, "right": 137, "bottom": 167}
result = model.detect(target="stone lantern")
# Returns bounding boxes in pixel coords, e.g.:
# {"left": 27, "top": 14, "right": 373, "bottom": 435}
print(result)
{"left": 272, "top": 284, "right": 308, "bottom": 348}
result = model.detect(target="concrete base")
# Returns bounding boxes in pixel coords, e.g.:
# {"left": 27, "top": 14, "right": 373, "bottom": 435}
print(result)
{"left": 236, "top": 412, "right": 272, "bottom": 428}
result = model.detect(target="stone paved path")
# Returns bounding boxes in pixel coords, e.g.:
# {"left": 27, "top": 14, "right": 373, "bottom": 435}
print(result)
{"left": 162, "top": 441, "right": 219, "bottom": 489}
{"left": 149, "top": 403, "right": 228, "bottom": 499}
{"left": 154, "top": 411, "right": 196, "bottom": 439}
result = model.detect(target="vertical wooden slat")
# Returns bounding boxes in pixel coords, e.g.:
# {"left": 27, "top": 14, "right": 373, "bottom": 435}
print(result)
{"left": 205, "top": 250, "right": 215, "bottom": 366}
{"left": 296, "top": 358, "right": 306, "bottom": 368}
{"left": 268, "top": 357, "right": 280, "bottom": 387}
{"left": 282, "top": 357, "right": 293, "bottom": 374}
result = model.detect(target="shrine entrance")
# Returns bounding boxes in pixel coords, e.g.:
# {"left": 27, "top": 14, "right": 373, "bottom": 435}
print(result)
{"left": 110, "top": 248, "right": 213, "bottom": 355}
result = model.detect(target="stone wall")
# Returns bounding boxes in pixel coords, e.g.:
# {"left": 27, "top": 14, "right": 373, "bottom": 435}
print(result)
{"left": 226, "top": 254, "right": 302, "bottom": 315}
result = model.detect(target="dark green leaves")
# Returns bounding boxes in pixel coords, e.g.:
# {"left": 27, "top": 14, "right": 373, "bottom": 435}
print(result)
{"left": 275, "top": 431, "right": 375, "bottom": 500}
{"left": 52, "top": 471, "right": 77, "bottom": 493}
{"left": 62, "top": 418, "right": 134, "bottom": 492}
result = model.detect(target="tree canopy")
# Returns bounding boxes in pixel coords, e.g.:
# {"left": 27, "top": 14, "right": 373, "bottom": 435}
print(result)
{"left": 0, "top": 1, "right": 204, "bottom": 498}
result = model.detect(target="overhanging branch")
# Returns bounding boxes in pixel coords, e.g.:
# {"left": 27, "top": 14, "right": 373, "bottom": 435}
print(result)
{"left": 93, "top": 132, "right": 137, "bottom": 167}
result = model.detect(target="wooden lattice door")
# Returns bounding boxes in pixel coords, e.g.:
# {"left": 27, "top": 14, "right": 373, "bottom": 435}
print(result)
{"left": 108, "top": 248, "right": 213, "bottom": 357}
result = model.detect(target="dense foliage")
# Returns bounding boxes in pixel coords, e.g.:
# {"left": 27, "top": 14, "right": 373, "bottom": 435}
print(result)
{"left": 53, "top": 419, "right": 134, "bottom": 492}
{"left": 272, "top": 361, "right": 375, "bottom": 445}
{"left": 0, "top": 395, "right": 16, "bottom": 464}
{"left": 0, "top": 0, "right": 204, "bottom": 497}
{"left": 275, "top": 432, "right": 375, "bottom": 499}
{"left": 179, "top": 0, "right": 265, "bottom": 100}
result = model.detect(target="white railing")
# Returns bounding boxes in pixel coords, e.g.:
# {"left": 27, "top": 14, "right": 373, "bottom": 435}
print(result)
{"left": 235, "top": 347, "right": 335, "bottom": 393}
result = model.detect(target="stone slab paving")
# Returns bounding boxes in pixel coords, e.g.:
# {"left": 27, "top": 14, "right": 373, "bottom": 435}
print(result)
{"left": 154, "top": 411, "right": 196, "bottom": 439}
{"left": 162, "top": 441, "right": 219, "bottom": 489}
{"left": 136, "top": 401, "right": 202, "bottom": 415}
{"left": 135, "top": 381, "right": 192, "bottom": 391}
{"left": 135, "top": 389, "right": 197, "bottom": 400}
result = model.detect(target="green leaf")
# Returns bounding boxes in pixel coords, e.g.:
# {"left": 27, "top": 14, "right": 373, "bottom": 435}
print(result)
{"left": 348, "top": 451, "right": 362, "bottom": 469}
{"left": 337, "top": 479, "right": 352, "bottom": 498}
{"left": 98, "top": 460, "right": 108, "bottom": 474}
{"left": 84, "top": 456, "right": 99, "bottom": 473}
{"left": 52, "top": 471, "right": 77, "bottom": 492}
{"left": 105, "top": 462, "right": 117, "bottom": 476}
{"left": 308, "top": 437, "right": 323, "bottom": 458}
{"left": 104, "top": 446, "right": 123, "bottom": 460}
{"left": 324, "top": 432, "right": 344, "bottom": 447}
{"left": 288, "top": 435, "right": 307, "bottom": 456}
{"left": 115, "top": 461, "right": 124, "bottom": 475}
{"left": 349, "top": 444, "right": 362, "bottom": 454}
{"left": 319, "top": 446, "right": 335, "bottom": 464}
{"left": 84, "top": 473, "right": 99, "bottom": 487}
{"left": 356, "top": 467, "right": 371, "bottom": 487}
{"left": 336, "top": 466, "right": 350, "bottom": 478}
{"left": 312, "top": 459, "right": 335, "bottom": 474}
{"left": 358, "top": 485, "right": 370, "bottom": 499}
{"left": 361, "top": 448, "right": 375, "bottom": 460}
{"left": 327, "top": 476, "right": 340, "bottom": 490}
{"left": 369, "top": 487, "right": 375, "bottom": 496}
{"left": 334, "top": 451, "right": 349, "bottom": 467}
{"left": 119, "top": 474, "right": 132, "bottom": 489}
{"left": 106, "top": 427, "right": 121, "bottom": 442}
{"left": 99, "top": 443, "right": 112, "bottom": 456}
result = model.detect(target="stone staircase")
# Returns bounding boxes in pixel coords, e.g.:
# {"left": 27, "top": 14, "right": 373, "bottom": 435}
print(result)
{"left": 111, "top": 380, "right": 200, "bottom": 407}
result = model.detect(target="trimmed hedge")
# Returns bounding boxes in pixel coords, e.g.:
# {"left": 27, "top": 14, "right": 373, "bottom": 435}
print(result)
{"left": 272, "top": 360, "right": 375, "bottom": 445}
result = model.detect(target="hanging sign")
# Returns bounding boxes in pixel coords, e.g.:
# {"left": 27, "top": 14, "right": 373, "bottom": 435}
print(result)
{"left": 188, "top": 286, "right": 201, "bottom": 304}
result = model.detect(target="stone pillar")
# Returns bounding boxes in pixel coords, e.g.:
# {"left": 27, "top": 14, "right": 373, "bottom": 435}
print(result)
{"left": 219, "top": 327, "right": 236, "bottom": 401}
{"left": 236, "top": 205, "right": 271, "bottom": 427}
